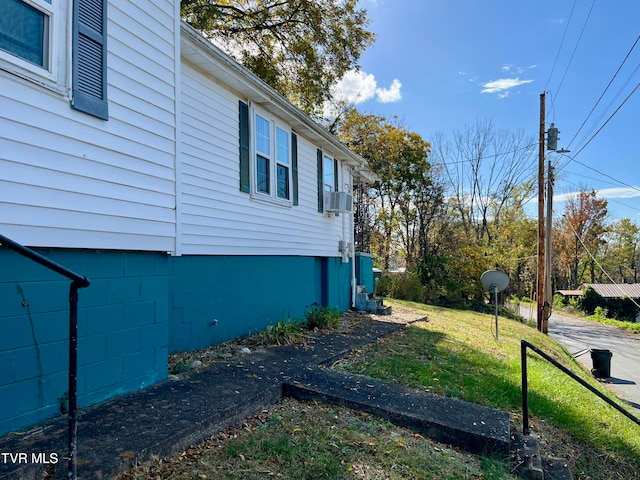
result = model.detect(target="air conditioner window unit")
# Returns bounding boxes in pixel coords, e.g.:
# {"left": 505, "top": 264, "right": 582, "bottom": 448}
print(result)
{"left": 324, "top": 191, "right": 353, "bottom": 212}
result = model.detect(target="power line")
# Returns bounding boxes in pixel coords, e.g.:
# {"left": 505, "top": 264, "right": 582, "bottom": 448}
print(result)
{"left": 553, "top": 180, "right": 640, "bottom": 215}
{"left": 566, "top": 34, "right": 640, "bottom": 149}
{"left": 570, "top": 81, "right": 640, "bottom": 159}
{"left": 559, "top": 153, "right": 640, "bottom": 196}
{"left": 549, "top": 0, "right": 597, "bottom": 114}
{"left": 564, "top": 218, "right": 640, "bottom": 310}
{"left": 545, "top": 0, "right": 577, "bottom": 94}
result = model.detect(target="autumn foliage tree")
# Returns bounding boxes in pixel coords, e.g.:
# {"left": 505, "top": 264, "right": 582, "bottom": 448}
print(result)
{"left": 554, "top": 189, "right": 608, "bottom": 289}
{"left": 181, "top": 0, "right": 375, "bottom": 115}
{"left": 336, "top": 109, "right": 440, "bottom": 272}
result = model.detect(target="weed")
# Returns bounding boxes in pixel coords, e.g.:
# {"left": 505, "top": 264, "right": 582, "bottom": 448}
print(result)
{"left": 257, "top": 313, "right": 306, "bottom": 346}
{"left": 304, "top": 303, "right": 340, "bottom": 330}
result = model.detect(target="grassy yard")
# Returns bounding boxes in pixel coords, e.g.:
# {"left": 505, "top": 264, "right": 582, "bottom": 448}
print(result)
{"left": 120, "top": 300, "right": 640, "bottom": 480}
{"left": 336, "top": 299, "right": 640, "bottom": 480}
{"left": 119, "top": 398, "right": 513, "bottom": 479}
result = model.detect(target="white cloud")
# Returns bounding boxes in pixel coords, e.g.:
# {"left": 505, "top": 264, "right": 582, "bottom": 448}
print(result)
{"left": 376, "top": 79, "right": 402, "bottom": 103}
{"left": 331, "top": 69, "right": 402, "bottom": 105}
{"left": 481, "top": 77, "right": 534, "bottom": 94}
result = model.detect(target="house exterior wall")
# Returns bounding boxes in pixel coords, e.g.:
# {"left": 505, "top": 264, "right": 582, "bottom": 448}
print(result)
{"left": 179, "top": 60, "right": 353, "bottom": 257}
{"left": 0, "top": 248, "right": 352, "bottom": 435}
{"left": 0, "top": 0, "right": 178, "bottom": 252}
{"left": 0, "top": 3, "right": 363, "bottom": 437}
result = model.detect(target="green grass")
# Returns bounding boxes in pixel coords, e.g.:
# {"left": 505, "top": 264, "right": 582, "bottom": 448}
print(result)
{"left": 120, "top": 399, "right": 514, "bottom": 480}
{"left": 585, "top": 311, "right": 640, "bottom": 334}
{"left": 336, "top": 299, "right": 640, "bottom": 479}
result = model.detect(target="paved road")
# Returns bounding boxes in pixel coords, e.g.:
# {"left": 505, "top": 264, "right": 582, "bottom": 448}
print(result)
{"left": 521, "top": 304, "right": 640, "bottom": 412}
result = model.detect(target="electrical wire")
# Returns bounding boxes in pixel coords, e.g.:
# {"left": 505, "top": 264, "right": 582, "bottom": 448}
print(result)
{"left": 569, "top": 82, "right": 640, "bottom": 160}
{"left": 566, "top": 34, "right": 640, "bottom": 150}
{"left": 564, "top": 219, "right": 640, "bottom": 311}
{"left": 545, "top": 0, "right": 578, "bottom": 107}
{"left": 548, "top": 0, "right": 597, "bottom": 114}
{"left": 558, "top": 153, "right": 640, "bottom": 196}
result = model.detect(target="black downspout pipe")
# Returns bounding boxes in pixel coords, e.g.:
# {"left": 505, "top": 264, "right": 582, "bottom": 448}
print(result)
{"left": 521, "top": 340, "right": 640, "bottom": 436}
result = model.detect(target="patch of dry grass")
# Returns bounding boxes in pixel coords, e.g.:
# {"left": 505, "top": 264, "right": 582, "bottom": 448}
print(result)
{"left": 118, "top": 398, "right": 512, "bottom": 480}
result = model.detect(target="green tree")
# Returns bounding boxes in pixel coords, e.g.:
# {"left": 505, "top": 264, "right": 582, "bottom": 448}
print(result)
{"left": 603, "top": 218, "right": 640, "bottom": 283}
{"left": 489, "top": 183, "right": 537, "bottom": 298}
{"left": 181, "top": 0, "right": 375, "bottom": 115}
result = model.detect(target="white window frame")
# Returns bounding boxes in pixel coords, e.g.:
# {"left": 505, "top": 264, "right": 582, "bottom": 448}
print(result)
{"left": 0, "top": 0, "right": 68, "bottom": 94}
{"left": 324, "top": 155, "right": 337, "bottom": 193}
{"left": 250, "top": 108, "right": 293, "bottom": 206}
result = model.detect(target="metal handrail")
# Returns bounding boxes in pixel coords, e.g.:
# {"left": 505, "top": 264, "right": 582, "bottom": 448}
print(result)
{"left": 0, "top": 234, "right": 90, "bottom": 480}
{"left": 521, "top": 339, "right": 640, "bottom": 435}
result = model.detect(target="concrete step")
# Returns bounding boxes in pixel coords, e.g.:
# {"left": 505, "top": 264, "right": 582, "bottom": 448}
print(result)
{"left": 355, "top": 291, "right": 392, "bottom": 315}
{"left": 283, "top": 368, "right": 511, "bottom": 457}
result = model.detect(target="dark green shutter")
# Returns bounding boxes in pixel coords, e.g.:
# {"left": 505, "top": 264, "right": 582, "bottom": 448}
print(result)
{"left": 317, "top": 149, "right": 324, "bottom": 212}
{"left": 333, "top": 159, "right": 339, "bottom": 191}
{"left": 292, "top": 133, "right": 299, "bottom": 205}
{"left": 239, "top": 101, "right": 250, "bottom": 193}
{"left": 71, "top": 0, "right": 108, "bottom": 120}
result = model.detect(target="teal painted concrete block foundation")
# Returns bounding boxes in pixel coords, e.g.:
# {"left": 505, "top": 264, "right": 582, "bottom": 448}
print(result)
{"left": 0, "top": 247, "right": 354, "bottom": 436}
{"left": 0, "top": 248, "right": 168, "bottom": 436}
{"left": 167, "top": 255, "right": 352, "bottom": 353}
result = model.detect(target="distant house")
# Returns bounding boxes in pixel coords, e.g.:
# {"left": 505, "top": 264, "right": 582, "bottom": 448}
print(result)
{"left": 0, "top": 1, "right": 375, "bottom": 436}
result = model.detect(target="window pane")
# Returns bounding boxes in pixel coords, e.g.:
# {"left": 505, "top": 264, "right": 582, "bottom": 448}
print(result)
{"left": 0, "top": 0, "right": 48, "bottom": 67}
{"left": 277, "top": 164, "right": 289, "bottom": 199}
{"left": 255, "top": 115, "right": 270, "bottom": 156}
{"left": 257, "top": 154, "right": 270, "bottom": 194}
{"left": 324, "top": 156, "right": 334, "bottom": 191}
{"left": 276, "top": 127, "right": 289, "bottom": 165}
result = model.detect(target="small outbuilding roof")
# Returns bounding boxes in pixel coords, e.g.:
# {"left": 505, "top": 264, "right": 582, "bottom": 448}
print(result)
{"left": 581, "top": 283, "right": 640, "bottom": 299}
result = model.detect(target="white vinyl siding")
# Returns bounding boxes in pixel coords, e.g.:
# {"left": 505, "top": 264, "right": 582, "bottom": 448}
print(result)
{"left": 180, "top": 60, "right": 350, "bottom": 257}
{"left": 0, "top": 0, "right": 177, "bottom": 251}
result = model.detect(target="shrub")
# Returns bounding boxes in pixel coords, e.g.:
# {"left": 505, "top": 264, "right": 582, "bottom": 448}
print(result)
{"left": 593, "top": 306, "right": 608, "bottom": 320}
{"left": 383, "top": 271, "right": 425, "bottom": 303}
{"left": 553, "top": 293, "right": 567, "bottom": 309}
{"left": 577, "top": 287, "right": 604, "bottom": 315}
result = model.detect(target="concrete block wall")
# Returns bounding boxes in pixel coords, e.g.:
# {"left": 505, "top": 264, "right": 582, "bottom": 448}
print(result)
{"left": 168, "top": 255, "right": 351, "bottom": 353}
{"left": 0, "top": 248, "right": 353, "bottom": 435}
{"left": 0, "top": 249, "right": 169, "bottom": 435}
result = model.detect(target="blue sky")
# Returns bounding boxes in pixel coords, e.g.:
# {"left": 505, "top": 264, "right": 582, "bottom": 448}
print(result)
{"left": 334, "top": 0, "right": 640, "bottom": 223}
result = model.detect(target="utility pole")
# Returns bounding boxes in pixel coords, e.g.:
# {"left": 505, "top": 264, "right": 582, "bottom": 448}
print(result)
{"left": 543, "top": 161, "right": 554, "bottom": 334}
{"left": 537, "top": 93, "right": 545, "bottom": 332}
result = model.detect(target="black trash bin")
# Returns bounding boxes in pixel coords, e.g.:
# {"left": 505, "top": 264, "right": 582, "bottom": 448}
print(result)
{"left": 590, "top": 349, "right": 612, "bottom": 378}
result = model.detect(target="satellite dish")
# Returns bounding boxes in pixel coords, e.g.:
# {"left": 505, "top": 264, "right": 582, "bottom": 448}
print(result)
{"left": 481, "top": 270, "right": 510, "bottom": 293}
{"left": 480, "top": 270, "right": 510, "bottom": 340}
